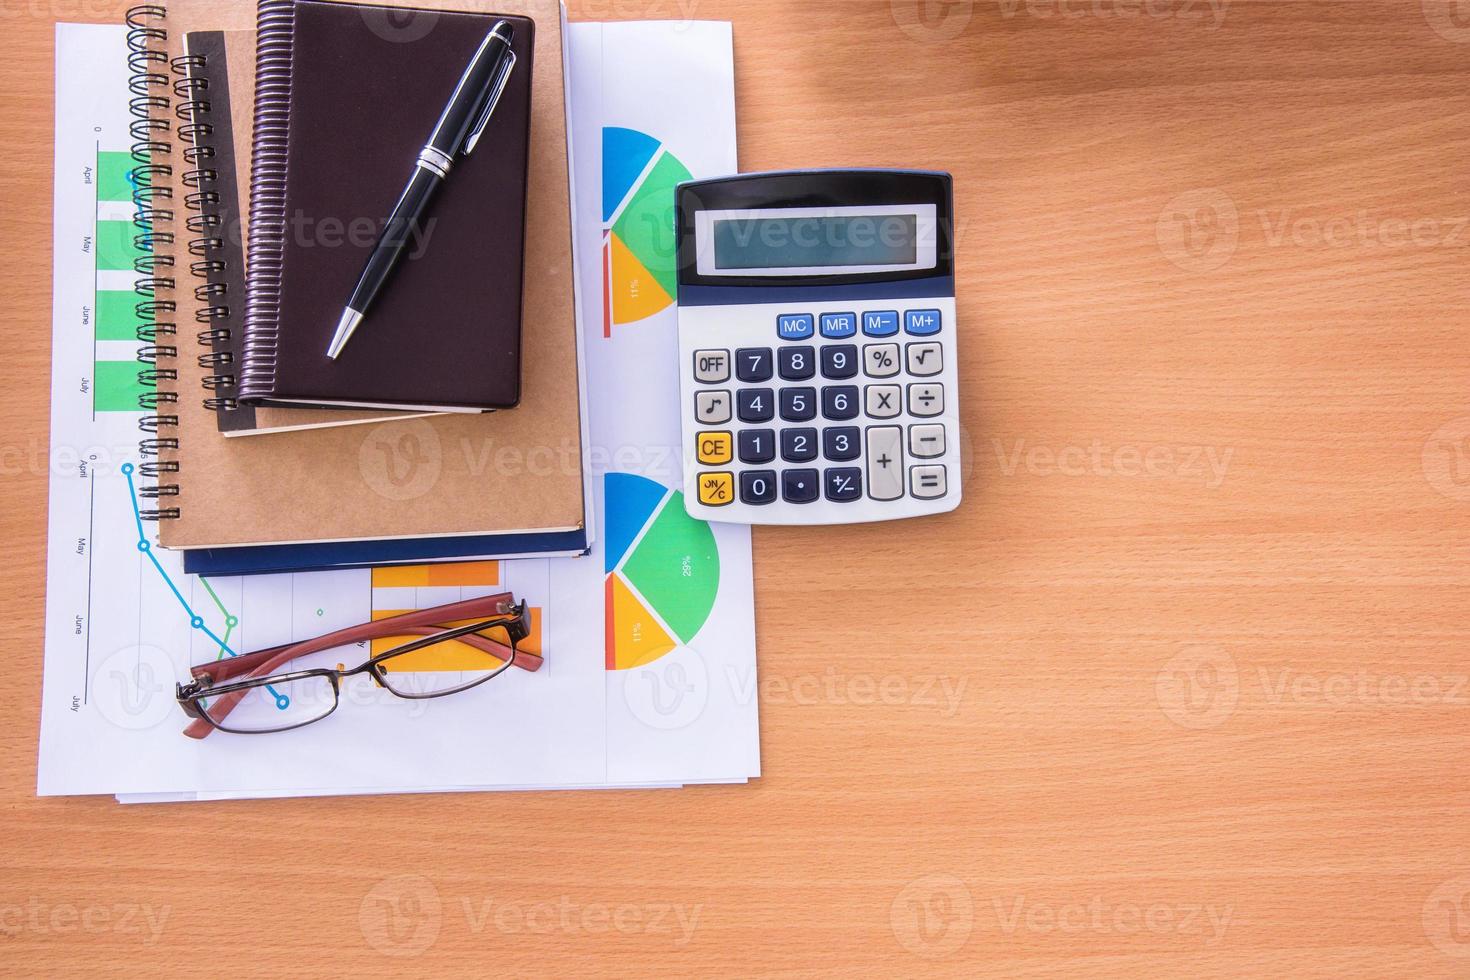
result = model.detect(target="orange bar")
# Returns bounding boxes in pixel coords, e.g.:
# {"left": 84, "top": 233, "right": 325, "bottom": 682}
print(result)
{"left": 370, "top": 561, "right": 500, "bottom": 589}
{"left": 369, "top": 606, "right": 541, "bottom": 658}
{"left": 425, "top": 561, "right": 500, "bottom": 587}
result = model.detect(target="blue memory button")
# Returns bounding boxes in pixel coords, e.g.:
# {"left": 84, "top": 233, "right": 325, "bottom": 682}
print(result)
{"left": 819, "top": 312, "right": 857, "bottom": 338}
{"left": 905, "top": 309, "right": 942, "bottom": 336}
{"left": 777, "top": 313, "right": 814, "bottom": 340}
{"left": 862, "top": 311, "right": 899, "bottom": 337}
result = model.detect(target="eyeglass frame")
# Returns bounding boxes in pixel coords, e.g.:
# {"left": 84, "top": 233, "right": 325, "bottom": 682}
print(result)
{"left": 175, "top": 592, "right": 537, "bottom": 737}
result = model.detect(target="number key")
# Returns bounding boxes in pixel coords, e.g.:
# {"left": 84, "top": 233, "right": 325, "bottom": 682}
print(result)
{"left": 823, "top": 426, "right": 861, "bottom": 461}
{"left": 821, "top": 385, "right": 860, "bottom": 420}
{"left": 779, "top": 386, "right": 816, "bottom": 422}
{"left": 737, "top": 387, "right": 774, "bottom": 423}
{"left": 735, "top": 347, "right": 773, "bottom": 383}
{"left": 781, "top": 427, "right": 818, "bottom": 463}
{"left": 740, "top": 469, "right": 777, "bottom": 505}
{"left": 820, "top": 344, "right": 858, "bottom": 379}
{"left": 738, "top": 428, "right": 775, "bottom": 464}
{"left": 777, "top": 346, "right": 815, "bottom": 381}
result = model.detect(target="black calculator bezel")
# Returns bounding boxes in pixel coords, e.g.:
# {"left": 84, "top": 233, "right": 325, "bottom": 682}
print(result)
{"left": 675, "top": 169, "right": 955, "bottom": 291}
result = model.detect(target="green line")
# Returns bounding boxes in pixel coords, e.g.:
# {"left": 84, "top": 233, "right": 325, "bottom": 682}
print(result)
{"left": 199, "top": 577, "right": 240, "bottom": 661}
{"left": 200, "top": 576, "right": 229, "bottom": 615}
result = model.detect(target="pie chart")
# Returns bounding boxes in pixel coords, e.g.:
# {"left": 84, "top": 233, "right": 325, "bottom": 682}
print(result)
{"left": 601, "top": 127, "right": 692, "bottom": 335}
{"left": 603, "top": 472, "right": 720, "bottom": 670}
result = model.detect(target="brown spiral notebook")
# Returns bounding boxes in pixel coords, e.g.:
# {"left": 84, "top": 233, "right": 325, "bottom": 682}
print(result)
{"left": 143, "top": 0, "right": 586, "bottom": 550}
{"left": 181, "top": 28, "right": 436, "bottom": 435}
{"left": 237, "top": 0, "right": 535, "bottom": 412}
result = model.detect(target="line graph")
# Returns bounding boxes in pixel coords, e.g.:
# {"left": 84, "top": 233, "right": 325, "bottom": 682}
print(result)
{"left": 121, "top": 462, "right": 287, "bottom": 706}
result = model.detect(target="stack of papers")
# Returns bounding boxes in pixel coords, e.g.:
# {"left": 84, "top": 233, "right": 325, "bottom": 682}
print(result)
{"left": 38, "top": 20, "right": 759, "bottom": 801}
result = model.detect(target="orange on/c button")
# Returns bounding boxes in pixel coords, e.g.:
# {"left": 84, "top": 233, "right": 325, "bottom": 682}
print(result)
{"left": 696, "top": 430, "right": 733, "bottom": 465}
{"left": 697, "top": 472, "right": 734, "bottom": 506}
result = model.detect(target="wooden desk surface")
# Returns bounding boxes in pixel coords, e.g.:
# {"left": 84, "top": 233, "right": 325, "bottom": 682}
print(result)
{"left": 2, "top": 0, "right": 1468, "bottom": 975}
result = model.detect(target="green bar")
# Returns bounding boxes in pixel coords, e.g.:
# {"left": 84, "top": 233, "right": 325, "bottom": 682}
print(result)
{"left": 95, "top": 290, "right": 145, "bottom": 341}
{"left": 94, "top": 360, "right": 146, "bottom": 413}
{"left": 97, "top": 151, "right": 137, "bottom": 203}
{"left": 96, "top": 220, "right": 144, "bottom": 271}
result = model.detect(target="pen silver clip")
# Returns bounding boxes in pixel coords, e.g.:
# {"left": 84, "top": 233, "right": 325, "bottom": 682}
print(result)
{"left": 464, "top": 48, "right": 516, "bottom": 156}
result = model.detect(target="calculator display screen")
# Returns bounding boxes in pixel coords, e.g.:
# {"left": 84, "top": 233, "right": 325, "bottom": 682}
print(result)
{"left": 694, "top": 204, "right": 938, "bottom": 278}
{"left": 712, "top": 214, "right": 917, "bottom": 269}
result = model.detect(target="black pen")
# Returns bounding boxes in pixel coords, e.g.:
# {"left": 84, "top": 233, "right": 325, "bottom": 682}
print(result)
{"left": 326, "top": 21, "right": 517, "bottom": 359}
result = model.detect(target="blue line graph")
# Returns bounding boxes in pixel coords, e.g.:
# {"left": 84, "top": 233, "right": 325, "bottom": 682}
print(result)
{"left": 122, "top": 462, "right": 290, "bottom": 708}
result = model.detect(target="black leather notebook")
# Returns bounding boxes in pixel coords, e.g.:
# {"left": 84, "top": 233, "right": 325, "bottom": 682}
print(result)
{"left": 238, "top": 0, "right": 534, "bottom": 411}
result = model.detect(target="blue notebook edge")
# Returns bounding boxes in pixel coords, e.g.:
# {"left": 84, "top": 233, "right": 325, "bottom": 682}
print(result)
{"left": 182, "top": 528, "right": 590, "bottom": 577}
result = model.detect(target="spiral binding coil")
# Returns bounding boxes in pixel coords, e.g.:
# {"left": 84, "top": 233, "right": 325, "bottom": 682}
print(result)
{"left": 174, "top": 45, "right": 243, "bottom": 420}
{"left": 237, "top": 0, "right": 295, "bottom": 399}
{"left": 126, "top": 4, "right": 179, "bottom": 520}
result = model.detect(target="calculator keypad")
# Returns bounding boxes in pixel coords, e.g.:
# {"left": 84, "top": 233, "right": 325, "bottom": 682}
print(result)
{"left": 683, "top": 301, "right": 957, "bottom": 522}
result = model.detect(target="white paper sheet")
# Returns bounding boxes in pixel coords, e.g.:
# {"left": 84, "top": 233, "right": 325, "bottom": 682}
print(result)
{"left": 40, "top": 21, "right": 754, "bottom": 801}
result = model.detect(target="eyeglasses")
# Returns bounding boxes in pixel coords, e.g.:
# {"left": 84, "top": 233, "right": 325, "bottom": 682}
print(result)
{"left": 175, "top": 592, "right": 538, "bottom": 737}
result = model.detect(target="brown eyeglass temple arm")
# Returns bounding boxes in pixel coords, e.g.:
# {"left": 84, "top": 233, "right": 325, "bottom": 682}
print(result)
{"left": 193, "top": 593, "right": 522, "bottom": 683}
{"left": 182, "top": 624, "right": 541, "bottom": 740}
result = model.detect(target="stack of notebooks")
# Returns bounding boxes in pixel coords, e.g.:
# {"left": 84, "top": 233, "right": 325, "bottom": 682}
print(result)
{"left": 145, "top": 0, "right": 590, "bottom": 576}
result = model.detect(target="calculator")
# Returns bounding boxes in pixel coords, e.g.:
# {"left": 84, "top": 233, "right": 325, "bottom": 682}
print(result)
{"left": 675, "top": 169, "right": 962, "bottom": 524}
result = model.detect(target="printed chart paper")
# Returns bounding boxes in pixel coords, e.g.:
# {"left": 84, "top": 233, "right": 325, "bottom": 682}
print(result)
{"left": 41, "top": 22, "right": 756, "bottom": 800}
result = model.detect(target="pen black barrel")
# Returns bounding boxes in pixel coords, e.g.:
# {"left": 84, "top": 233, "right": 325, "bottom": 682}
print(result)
{"left": 425, "top": 23, "right": 514, "bottom": 156}
{"left": 347, "top": 167, "right": 440, "bottom": 315}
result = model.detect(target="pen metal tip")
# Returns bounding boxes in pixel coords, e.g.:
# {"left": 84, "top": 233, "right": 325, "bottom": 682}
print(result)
{"left": 326, "top": 308, "right": 364, "bottom": 360}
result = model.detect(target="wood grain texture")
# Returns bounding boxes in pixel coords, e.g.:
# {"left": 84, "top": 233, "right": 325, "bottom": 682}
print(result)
{"left": 2, "top": 0, "right": 1468, "bottom": 975}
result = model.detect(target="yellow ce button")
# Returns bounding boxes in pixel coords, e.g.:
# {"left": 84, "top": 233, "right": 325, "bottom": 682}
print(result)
{"left": 696, "top": 430, "right": 733, "bottom": 465}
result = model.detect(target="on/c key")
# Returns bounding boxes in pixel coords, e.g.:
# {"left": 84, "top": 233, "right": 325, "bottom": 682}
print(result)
{"left": 697, "top": 471, "right": 734, "bottom": 506}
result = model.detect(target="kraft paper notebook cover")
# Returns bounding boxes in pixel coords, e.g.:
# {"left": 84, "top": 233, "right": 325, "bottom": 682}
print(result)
{"left": 181, "top": 28, "right": 436, "bottom": 436}
{"left": 144, "top": 0, "right": 585, "bottom": 550}
{"left": 236, "top": 0, "right": 532, "bottom": 412}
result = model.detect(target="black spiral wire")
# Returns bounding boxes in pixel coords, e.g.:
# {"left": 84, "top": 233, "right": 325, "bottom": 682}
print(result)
{"left": 127, "top": 4, "right": 180, "bottom": 518}
{"left": 173, "top": 52, "right": 238, "bottom": 410}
